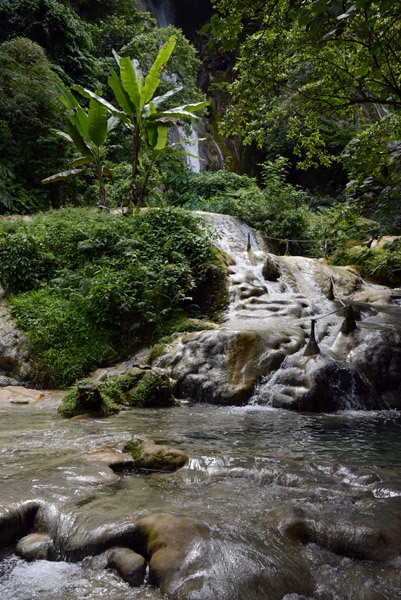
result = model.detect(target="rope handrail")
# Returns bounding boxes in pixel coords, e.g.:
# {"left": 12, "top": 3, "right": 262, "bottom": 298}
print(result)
{"left": 265, "top": 235, "right": 336, "bottom": 243}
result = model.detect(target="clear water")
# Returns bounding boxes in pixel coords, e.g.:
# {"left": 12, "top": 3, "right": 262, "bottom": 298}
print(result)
{"left": 1, "top": 396, "right": 401, "bottom": 599}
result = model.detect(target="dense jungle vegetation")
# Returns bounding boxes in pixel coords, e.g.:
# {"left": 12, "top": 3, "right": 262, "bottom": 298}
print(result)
{"left": 0, "top": 0, "right": 400, "bottom": 386}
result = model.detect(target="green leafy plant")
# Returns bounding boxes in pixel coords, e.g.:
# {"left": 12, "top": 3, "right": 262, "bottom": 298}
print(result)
{"left": 42, "top": 84, "right": 119, "bottom": 208}
{"left": 72, "top": 36, "right": 208, "bottom": 209}
{"left": 0, "top": 207, "right": 225, "bottom": 387}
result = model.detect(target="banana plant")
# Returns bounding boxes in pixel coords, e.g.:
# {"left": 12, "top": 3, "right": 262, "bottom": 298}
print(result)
{"left": 42, "top": 84, "right": 119, "bottom": 209}
{"left": 71, "top": 35, "right": 209, "bottom": 210}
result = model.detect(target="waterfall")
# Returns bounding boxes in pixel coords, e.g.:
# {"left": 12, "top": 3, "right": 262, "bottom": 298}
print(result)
{"left": 148, "top": 0, "right": 175, "bottom": 28}
{"left": 155, "top": 212, "right": 401, "bottom": 411}
{"left": 179, "top": 124, "right": 202, "bottom": 172}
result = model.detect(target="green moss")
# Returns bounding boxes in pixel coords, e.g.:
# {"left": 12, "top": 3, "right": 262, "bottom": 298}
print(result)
{"left": 59, "top": 369, "right": 175, "bottom": 417}
{"left": 123, "top": 439, "right": 144, "bottom": 462}
{"left": 59, "top": 379, "right": 120, "bottom": 418}
{"left": 126, "top": 372, "right": 175, "bottom": 408}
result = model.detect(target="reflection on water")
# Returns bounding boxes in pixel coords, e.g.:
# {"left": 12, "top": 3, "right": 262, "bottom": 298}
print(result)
{"left": 1, "top": 398, "right": 401, "bottom": 598}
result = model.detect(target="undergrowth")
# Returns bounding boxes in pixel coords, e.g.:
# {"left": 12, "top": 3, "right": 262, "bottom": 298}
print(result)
{"left": 0, "top": 207, "right": 225, "bottom": 387}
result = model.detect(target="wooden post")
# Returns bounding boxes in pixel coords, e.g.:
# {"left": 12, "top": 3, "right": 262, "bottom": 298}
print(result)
{"left": 340, "top": 305, "right": 357, "bottom": 334}
{"left": 304, "top": 319, "right": 320, "bottom": 356}
{"left": 284, "top": 239, "right": 291, "bottom": 256}
{"left": 247, "top": 232, "right": 251, "bottom": 252}
{"left": 327, "top": 276, "right": 335, "bottom": 301}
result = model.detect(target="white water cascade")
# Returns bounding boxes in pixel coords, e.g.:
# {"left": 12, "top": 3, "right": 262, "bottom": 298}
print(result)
{"left": 155, "top": 212, "right": 401, "bottom": 411}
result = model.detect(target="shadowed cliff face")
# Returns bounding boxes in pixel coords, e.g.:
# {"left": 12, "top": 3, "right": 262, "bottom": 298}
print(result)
{"left": 149, "top": 0, "right": 213, "bottom": 37}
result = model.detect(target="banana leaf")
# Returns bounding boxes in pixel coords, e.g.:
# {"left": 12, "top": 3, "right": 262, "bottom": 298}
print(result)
{"left": 88, "top": 98, "right": 108, "bottom": 148}
{"left": 42, "top": 168, "right": 85, "bottom": 184}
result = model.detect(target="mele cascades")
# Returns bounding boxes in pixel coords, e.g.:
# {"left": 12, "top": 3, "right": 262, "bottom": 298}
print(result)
{"left": 1, "top": 213, "right": 401, "bottom": 599}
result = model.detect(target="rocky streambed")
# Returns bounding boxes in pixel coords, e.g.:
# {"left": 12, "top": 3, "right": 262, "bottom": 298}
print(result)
{"left": 1, "top": 213, "right": 401, "bottom": 599}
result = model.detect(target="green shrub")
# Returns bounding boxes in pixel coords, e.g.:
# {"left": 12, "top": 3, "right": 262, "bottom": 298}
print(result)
{"left": 1, "top": 207, "right": 225, "bottom": 387}
{"left": 331, "top": 240, "right": 401, "bottom": 287}
{"left": 168, "top": 168, "right": 257, "bottom": 208}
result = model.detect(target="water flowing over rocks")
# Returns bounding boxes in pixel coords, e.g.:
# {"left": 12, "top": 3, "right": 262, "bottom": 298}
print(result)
{"left": 2, "top": 213, "right": 401, "bottom": 599}
{"left": 153, "top": 213, "right": 401, "bottom": 411}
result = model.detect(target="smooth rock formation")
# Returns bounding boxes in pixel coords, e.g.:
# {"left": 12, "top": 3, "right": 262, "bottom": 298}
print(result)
{"left": 0, "top": 303, "right": 32, "bottom": 383}
{"left": 273, "top": 505, "right": 401, "bottom": 562}
{"left": 265, "top": 354, "right": 376, "bottom": 412}
{"left": 107, "top": 547, "right": 146, "bottom": 586}
{"left": 16, "top": 532, "right": 54, "bottom": 561}
{"left": 154, "top": 327, "right": 305, "bottom": 405}
{"left": 135, "top": 513, "right": 208, "bottom": 595}
{"left": 153, "top": 214, "right": 401, "bottom": 411}
{"left": 123, "top": 438, "right": 188, "bottom": 472}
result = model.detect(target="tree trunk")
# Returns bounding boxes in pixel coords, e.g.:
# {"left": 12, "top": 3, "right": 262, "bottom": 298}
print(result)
{"left": 98, "top": 163, "right": 108, "bottom": 211}
{"left": 138, "top": 159, "right": 155, "bottom": 207}
{"left": 127, "top": 129, "right": 141, "bottom": 213}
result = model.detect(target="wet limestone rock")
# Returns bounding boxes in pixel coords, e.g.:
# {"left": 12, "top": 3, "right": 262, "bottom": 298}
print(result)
{"left": 135, "top": 513, "right": 208, "bottom": 595}
{"left": 123, "top": 438, "right": 188, "bottom": 472}
{"left": 0, "top": 501, "right": 39, "bottom": 547}
{"left": 275, "top": 256, "right": 363, "bottom": 298}
{"left": 153, "top": 326, "right": 305, "bottom": 405}
{"left": 268, "top": 354, "right": 377, "bottom": 412}
{"left": 84, "top": 448, "right": 135, "bottom": 470}
{"left": 262, "top": 254, "right": 281, "bottom": 281}
{"left": 107, "top": 547, "right": 146, "bottom": 586}
{"left": 0, "top": 302, "right": 32, "bottom": 383}
{"left": 16, "top": 532, "right": 54, "bottom": 561}
{"left": 273, "top": 505, "right": 401, "bottom": 562}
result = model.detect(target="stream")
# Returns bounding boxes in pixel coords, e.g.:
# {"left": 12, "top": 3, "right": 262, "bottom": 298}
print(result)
{"left": 1, "top": 213, "right": 401, "bottom": 599}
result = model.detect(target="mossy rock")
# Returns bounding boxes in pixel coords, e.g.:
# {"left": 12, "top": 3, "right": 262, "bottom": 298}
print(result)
{"left": 59, "top": 369, "right": 175, "bottom": 418}
{"left": 59, "top": 381, "right": 120, "bottom": 418}
{"left": 126, "top": 372, "right": 175, "bottom": 408}
{"left": 123, "top": 438, "right": 188, "bottom": 472}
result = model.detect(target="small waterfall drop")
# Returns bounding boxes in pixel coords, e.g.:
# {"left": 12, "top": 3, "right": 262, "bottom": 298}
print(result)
{"left": 148, "top": 0, "right": 175, "bottom": 28}
{"left": 157, "top": 212, "right": 401, "bottom": 411}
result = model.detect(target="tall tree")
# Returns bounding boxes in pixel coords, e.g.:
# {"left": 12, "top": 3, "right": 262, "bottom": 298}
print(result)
{"left": 210, "top": 0, "right": 401, "bottom": 167}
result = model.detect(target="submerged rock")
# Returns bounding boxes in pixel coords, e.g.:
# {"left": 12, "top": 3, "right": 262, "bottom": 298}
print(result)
{"left": 273, "top": 505, "right": 401, "bottom": 562}
{"left": 123, "top": 438, "right": 188, "bottom": 472}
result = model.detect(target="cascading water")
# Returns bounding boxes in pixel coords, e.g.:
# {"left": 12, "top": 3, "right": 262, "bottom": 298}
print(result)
{"left": 145, "top": 0, "right": 223, "bottom": 173}
{"left": 1, "top": 213, "right": 401, "bottom": 599}
{"left": 156, "top": 213, "right": 401, "bottom": 411}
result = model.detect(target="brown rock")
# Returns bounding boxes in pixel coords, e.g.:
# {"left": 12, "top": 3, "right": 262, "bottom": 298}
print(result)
{"left": 107, "top": 547, "right": 146, "bottom": 586}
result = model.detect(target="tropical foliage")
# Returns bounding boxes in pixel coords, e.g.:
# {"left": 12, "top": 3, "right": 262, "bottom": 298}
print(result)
{"left": 0, "top": 207, "right": 225, "bottom": 386}
{"left": 73, "top": 36, "right": 208, "bottom": 208}
{"left": 42, "top": 84, "right": 119, "bottom": 208}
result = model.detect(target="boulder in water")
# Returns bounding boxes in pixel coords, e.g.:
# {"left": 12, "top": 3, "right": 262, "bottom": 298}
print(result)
{"left": 135, "top": 513, "right": 208, "bottom": 594}
{"left": 269, "top": 354, "right": 377, "bottom": 412}
{"left": 262, "top": 255, "right": 281, "bottom": 281}
{"left": 16, "top": 533, "right": 55, "bottom": 561}
{"left": 123, "top": 438, "right": 188, "bottom": 472}
{"left": 107, "top": 547, "right": 146, "bottom": 586}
